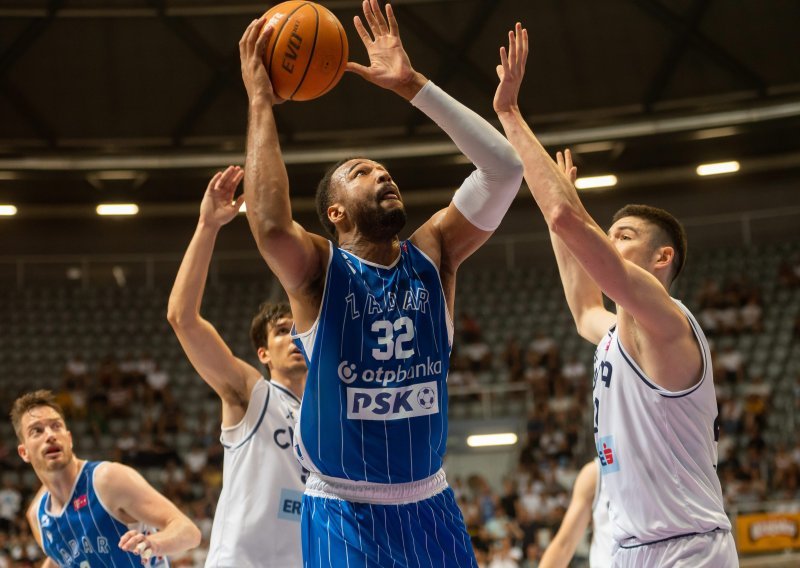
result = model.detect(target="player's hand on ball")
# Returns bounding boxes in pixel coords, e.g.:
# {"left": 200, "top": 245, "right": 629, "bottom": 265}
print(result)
{"left": 239, "top": 17, "right": 284, "bottom": 105}
{"left": 200, "top": 166, "right": 246, "bottom": 227}
{"left": 493, "top": 22, "right": 528, "bottom": 114}
{"left": 119, "top": 530, "right": 160, "bottom": 565}
{"left": 556, "top": 149, "right": 578, "bottom": 185}
{"left": 346, "top": 1, "right": 425, "bottom": 100}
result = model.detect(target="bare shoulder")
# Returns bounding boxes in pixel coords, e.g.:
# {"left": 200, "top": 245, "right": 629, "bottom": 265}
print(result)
{"left": 93, "top": 462, "right": 140, "bottom": 496}
{"left": 409, "top": 209, "right": 447, "bottom": 270}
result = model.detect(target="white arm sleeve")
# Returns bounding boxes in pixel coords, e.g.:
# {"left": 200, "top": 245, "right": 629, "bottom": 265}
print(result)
{"left": 410, "top": 81, "right": 523, "bottom": 231}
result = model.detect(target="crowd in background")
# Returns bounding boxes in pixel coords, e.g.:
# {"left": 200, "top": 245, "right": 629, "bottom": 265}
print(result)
{"left": 1, "top": 266, "right": 799, "bottom": 567}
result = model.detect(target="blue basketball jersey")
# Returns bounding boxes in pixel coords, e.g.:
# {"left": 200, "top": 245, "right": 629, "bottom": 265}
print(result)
{"left": 37, "top": 461, "right": 168, "bottom": 568}
{"left": 293, "top": 241, "right": 452, "bottom": 484}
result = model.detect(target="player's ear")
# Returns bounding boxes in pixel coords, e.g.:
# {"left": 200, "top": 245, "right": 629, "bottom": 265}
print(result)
{"left": 328, "top": 204, "right": 349, "bottom": 230}
{"left": 257, "top": 346, "right": 272, "bottom": 368}
{"left": 655, "top": 245, "right": 675, "bottom": 270}
{"left": 18, "top": 443, "right": 31, "bottom": 464}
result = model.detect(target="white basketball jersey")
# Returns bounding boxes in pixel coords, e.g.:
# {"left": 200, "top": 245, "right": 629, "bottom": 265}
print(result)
{"left": 590, "top": 458, "right": 613, "bottom": 568}
{"left": 206, "top": 379, "right": 305, "bottom": 568}
{"left": 592, "top": 299, "right": 730, "bottom": 546}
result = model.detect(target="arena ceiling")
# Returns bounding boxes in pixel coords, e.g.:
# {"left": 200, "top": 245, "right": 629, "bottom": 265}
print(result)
{"left": 1, "top": 0, "right": 800, "bottom": 217}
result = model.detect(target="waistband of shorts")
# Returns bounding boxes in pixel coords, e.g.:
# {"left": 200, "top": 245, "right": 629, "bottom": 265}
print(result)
{"left": 618, "top": 527, "right": 727, "bottom": 549}
{"left": 305, "top": 469, "right": 448, "bottom": 505}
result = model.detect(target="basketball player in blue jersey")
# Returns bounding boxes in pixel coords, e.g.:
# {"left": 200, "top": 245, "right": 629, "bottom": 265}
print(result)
{"left": 168, "top": 165, "right": 307, "bottom": 567}
{"left": 239, "top": 1, "right": 524, "bottom": 565}
{"left": 540, "top": 460, "right": 612, "bottom": 568}
{"left": 11, "top": 390, "right": 200, "bottom": 567}
{"left": 492, "top": 24, "right": 737, "bottom": 566}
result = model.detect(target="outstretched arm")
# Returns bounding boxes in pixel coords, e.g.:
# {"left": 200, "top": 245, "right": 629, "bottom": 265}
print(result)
{"left": 550, "top": 151, "right": 616, "bottom": 344}
{"left": 240, "top": 16, "right": 328, "bottom": 329}
{"left": 167, "top": 167, "right": 262, "bottom": 426}
{"left": 539, "top": 461, "right": 597, "bottom": 568}
{"left": 96, "top": 463, "right": 201, "bottom": 561}
{"left": 493, "top": 25, "right": 688, "bottom": 345}
{"left": 347, "top": 1, "right": 523, "bottom": 285}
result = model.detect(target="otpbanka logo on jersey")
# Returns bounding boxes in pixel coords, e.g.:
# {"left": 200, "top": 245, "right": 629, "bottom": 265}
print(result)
{"left": 339, "top": 358, "right": 442, "bottom": 421}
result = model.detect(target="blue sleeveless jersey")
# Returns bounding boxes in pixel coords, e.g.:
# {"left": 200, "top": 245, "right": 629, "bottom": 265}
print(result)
{"left": 293, "top": 241, "right": 452, "bottom": 484}
{"left": 37, "top": 461, "right": 168, "bottom": 568}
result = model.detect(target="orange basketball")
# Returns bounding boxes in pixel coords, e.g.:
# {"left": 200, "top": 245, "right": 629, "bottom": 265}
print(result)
{"left": 262, "top": 1, "right": 348, "bottom": 101}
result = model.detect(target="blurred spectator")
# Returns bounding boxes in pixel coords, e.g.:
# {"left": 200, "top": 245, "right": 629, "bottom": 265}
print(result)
{"left": 0, "top": 478, "right": 22, "bottom": 535}
{"left": 560, "top": 355, "right": 588, "bottom": 386}
{"left": 528, "top": 331, "right": 558, "bottom": 370}
{"left": 459, "top": 312, "right": 483, "bottom": 344}
{"left": 146, "top": 362, "right": 171, "bottom": 393}
{"left": 739, "top": 294, "right": 763, "bottom": 333}
{"left": 65, "top": 353, "right": 89, "bottom": 377}
{"left": 503, "top": 338, "right": 525, "bottom": 383}
{"left": 489, "top": 536, "right": 522, "bottom": 568}
{"left": 717, "top": 343, "right": 745, "bottom": 385}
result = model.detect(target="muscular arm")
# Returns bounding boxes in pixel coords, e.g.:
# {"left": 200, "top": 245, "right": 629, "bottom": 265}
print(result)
{"left": 539, "top": 461, "right": 597, "bottom": 568}
{"left": 493, "top": 25, "right": 697, "bottom": 389}
{"left": 549, "top": 151, "right": 616, "bottom": 344}
{"left": 346, "top": 1, "right": 522, "bottom": 312}
{"left": 168, "top": 167, "right": 262, "bottom": 426}
{"left": 240, "top": 17, "right": 328, "bottom": 330}
{"left": 96, "top": 463, "right": 200, "bottom": 559}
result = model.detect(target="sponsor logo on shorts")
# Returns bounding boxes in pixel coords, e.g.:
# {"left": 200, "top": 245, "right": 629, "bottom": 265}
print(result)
{"left": 347, "top": 381, "right": 439, "bottom": 420}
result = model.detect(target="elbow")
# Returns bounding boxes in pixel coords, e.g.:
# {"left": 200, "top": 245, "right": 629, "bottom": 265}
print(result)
{"left": 188, "top": 523, "right": 202, "bottom": 549}
{"left": 166, "top": 302, "right": 195, "bottom": 330}
{"left": 549, "top": 203, "right": 582, "bottom": 238}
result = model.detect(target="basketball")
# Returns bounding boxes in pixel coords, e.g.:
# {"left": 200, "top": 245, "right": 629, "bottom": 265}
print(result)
{"left": 261, "top": 1, "right": 348, "bottom": 101}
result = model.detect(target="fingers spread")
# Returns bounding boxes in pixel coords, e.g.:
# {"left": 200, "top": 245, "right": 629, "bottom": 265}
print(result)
{"left": 353, "top": 15, "right": 373, "bottom": 45}
{"left": 345, "top": 61, "right": 370, "bottom": 78}
{"left": 385, "top": 3, "right": 399, "bottom": 35}
{"left": 370, "top": 0, "right": 390, "bottom": 34}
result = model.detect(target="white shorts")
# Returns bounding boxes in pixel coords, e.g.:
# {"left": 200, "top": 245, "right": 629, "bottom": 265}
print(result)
{"left": 612, "top": 529, "right": 738, "bottom": 567}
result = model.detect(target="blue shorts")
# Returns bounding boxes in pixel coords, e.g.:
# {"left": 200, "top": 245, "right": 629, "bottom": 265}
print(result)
{"left": 301, "top": 486, "right": 476, "bottom": 568}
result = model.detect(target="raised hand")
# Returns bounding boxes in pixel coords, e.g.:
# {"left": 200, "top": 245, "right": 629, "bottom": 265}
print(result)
{"left": 493, "top": 22, "right": 528, "bottom": 114}
{"left": 556, "top": 149, "right": 578, "bottom": 185}
{"left": 239, "top": 17, "right": 282, "bottom": 105}
{"left": 346, "top": 0, "right": 426, "bottom": 100}
{"left": 199, "top": 166, "right": 246, "bottom": 228}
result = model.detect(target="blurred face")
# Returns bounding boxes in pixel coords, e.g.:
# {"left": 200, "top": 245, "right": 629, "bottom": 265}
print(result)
{"left": 330, "top": 159, "right": 406, "bottom": 240}
{"left": 258, "top": 317, "right": 306, "bottom": 376}
{"left": 607, "top": 216, "right": 668, "bottom": 276}
{"left": 17, "top": 406, "right": 74, "bottom": 473}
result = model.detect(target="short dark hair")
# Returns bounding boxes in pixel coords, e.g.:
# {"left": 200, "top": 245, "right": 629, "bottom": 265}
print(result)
{"left": 315, "top": 157, "right": 362, "bottom": 242}
{"left": 11, "top": 390, "right": 66, "bottom": 441}
{"left": 612, "top": 204, "right": 687, "bottom": 283}
{"left": 250, "top": 302, "right": 293, "bottom": 351}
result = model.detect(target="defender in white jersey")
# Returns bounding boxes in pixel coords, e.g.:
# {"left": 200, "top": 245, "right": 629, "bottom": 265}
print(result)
{"left": 12, "top": 390, "right": 200, "bottom": 567}
{"left": 239, "top": 2, "right": 523, "bottom": 564}
{"left": 168, "top": 167, "right": 307, "bottom": 567}
{"left": 540, "top": 460, "right": 612, "bottom": 568}
{"left": 492, "top": 25, "right": 737, "bottom": 566}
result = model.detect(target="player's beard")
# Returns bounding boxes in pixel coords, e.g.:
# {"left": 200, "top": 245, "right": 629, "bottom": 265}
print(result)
{"left": 351, "top": 199, "right": 407, "bottom": 242}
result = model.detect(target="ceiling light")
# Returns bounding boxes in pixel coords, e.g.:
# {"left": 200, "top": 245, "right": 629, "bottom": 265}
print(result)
{"left": 0, "top": 205, "right": 17, "bottom": 216}
{"left": 696, "top": 161, "right": 740, "bottom": 176}
{"left": 575, "top": 174, "right": 618, "bottom": 190}
{"left": 466, "top": 433, "right": 518, "bottom": 448}
{"left": 96, "top": 203, "right": 139, "bottom": 216}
